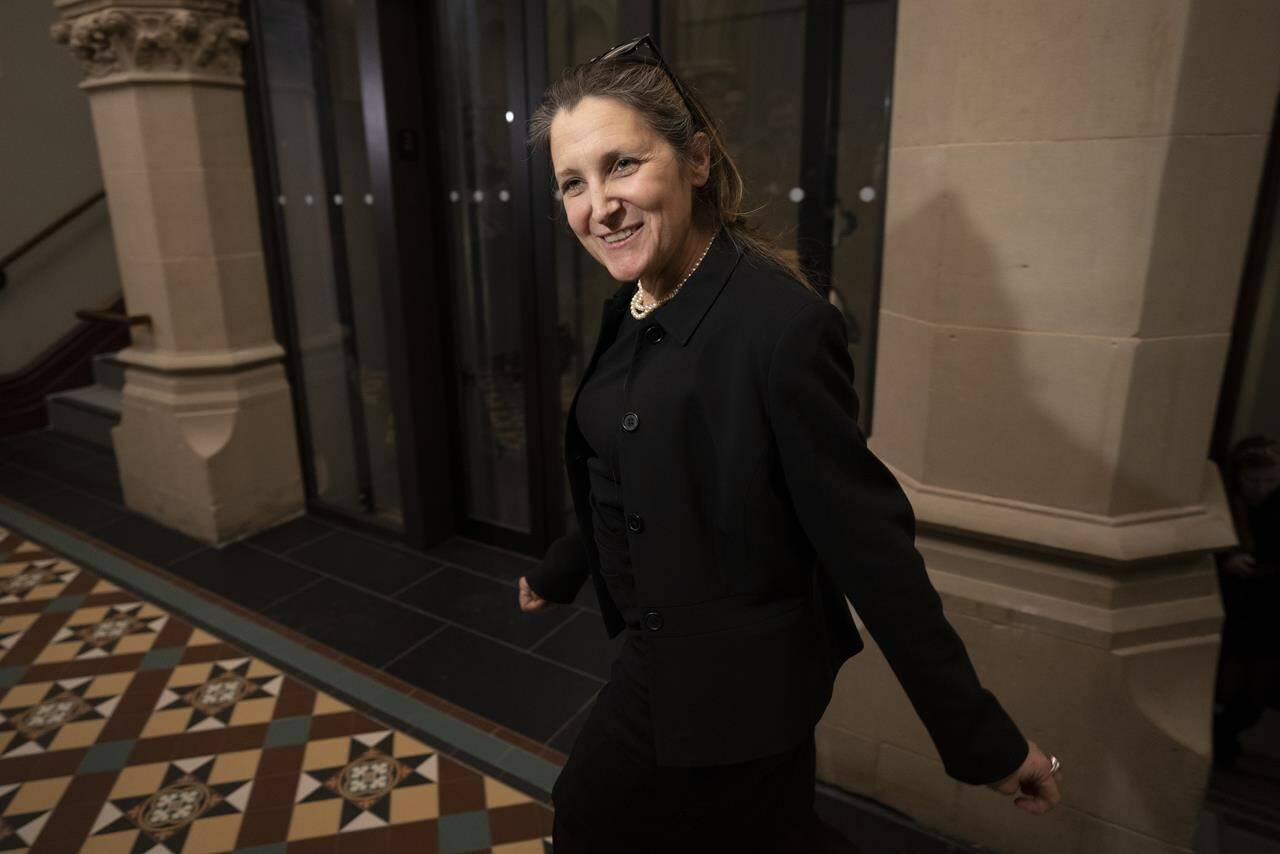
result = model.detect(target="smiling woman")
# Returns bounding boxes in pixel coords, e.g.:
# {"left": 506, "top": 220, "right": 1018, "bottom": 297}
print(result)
{"left": 547, "top": 96, "right": 714, "bottom": 303}
{"left": 527, "top": 51, "right": 820, "bottom": 310}
{"left": 519, "top": 35, "right": 1061, "bottom": 854}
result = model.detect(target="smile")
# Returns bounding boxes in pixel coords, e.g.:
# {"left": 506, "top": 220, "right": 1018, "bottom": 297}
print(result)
{"left": 600, "top": 224, "right": 642, "bottom": 248}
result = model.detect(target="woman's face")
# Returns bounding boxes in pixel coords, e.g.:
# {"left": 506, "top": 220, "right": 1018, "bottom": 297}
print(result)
{"left": 549, "top": 96, "right": 709, "bottom": 286}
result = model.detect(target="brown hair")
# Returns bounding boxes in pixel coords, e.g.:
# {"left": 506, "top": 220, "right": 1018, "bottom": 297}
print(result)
{"left": 528, "top": 56, "right": 819, "bottom": 295}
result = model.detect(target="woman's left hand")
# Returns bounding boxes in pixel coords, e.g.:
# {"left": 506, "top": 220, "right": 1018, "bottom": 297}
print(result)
{"left": 989, "top": 740, "right": 1062, "bottom": 815}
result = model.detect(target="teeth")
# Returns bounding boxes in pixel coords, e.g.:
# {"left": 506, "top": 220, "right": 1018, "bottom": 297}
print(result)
{"left": 604, "top": 227, "right": 636, "bottom": 244}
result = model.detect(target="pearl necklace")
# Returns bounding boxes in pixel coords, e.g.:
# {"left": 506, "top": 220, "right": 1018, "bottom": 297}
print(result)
{"left": 629, "top": 231, "right": 717, "bottom": 320}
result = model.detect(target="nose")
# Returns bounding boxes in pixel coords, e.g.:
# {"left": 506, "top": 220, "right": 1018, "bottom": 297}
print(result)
{"left": 588, "top": 183, "right": 622, "bottom": 227}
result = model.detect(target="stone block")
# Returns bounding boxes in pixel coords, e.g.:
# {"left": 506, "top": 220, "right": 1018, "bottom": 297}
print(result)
{"left": 886, "top": 138, "right": 1164, "bottom": 337}
{"left": 816, "top": 547, "right": 1216, "bottom": 850}
{"left": 892, "top": 0, "right": 1185, "bottom": 147}
{"left": 919, "top": 322, "right": 1132, "bottom": 513}
{"left": 866, "top": 311, "right": 930, "bottom": 480}
{"left": 112, "top": 362, "right": 305, "bottom": 544}
{"left": 1138, "top": 134, "right": 1270, "bottom": 338}
{"left": 1110, "top": 334, "right": 1231, "bottom": 514}
{"left": 814, "top": 723, "right": 877, "bottom": 796}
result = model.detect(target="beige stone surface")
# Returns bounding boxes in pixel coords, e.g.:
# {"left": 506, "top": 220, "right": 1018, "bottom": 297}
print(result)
{"left": 918, "top": 322, "right": 1130, "bottom": 512}
{"left": 870, "top": 315, "right": 1239, "bottom": 534}
{"left": 871, "top": 743, "right": 962, "bottom": 832}
{"left": 112, "top": 363, "right": 304, "bottom": 543}
{"left": 89, "top": 84, "right": 252, "bottom": 174}
{"left": 1136, "top": 133, "right": 1271, "bottom": 338}
{"left": 814, "top": 722, "right": 877, "bottom": 796}
{"left": 881, "top": 136, "right": 1266, "bottom": 346}
{"left": 891, "top": 0, "right": 1280, "bottom": 148}
{"left": 111, "top": 254, "right": 274, "bottom": 352}
{"left": 864, "top": 311, "right": 930, "bottom": 481}
{"left": 54, "top": 0, "right": 305, "bottom": 543}
{"left": 891, "top": 460, "right": 1236, "bottom": 565}
{"left": 1072, "top": 815, "right": 1196, "bottom": 854}
{"left": 1109, "top": 334, "right": 1233, "bottom": 515}
{"left": 820, "top": 551, "right": 1218, "bottom": 851}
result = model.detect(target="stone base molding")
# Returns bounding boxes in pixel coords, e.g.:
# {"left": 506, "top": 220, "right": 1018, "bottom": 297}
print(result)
{"left": 888, "top": 460, "right": 1238, "bottom": 566}
{"left": 818, "top": 531, "right": 1222, "bottom": 854}
{"left": 112, "top": 359, "right": 304, "bottom": 543}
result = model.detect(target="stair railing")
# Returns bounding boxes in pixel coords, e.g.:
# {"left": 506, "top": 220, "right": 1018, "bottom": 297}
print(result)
{"left": 0, "top": 190, "right": 106, "bottom": 292}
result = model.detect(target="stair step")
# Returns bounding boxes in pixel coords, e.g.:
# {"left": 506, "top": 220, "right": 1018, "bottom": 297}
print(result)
{"left": 92, "top": 353, "right": 126, "bottom": 391}
{"left": 46, "top": 385, "right": 121, "bottom": 449}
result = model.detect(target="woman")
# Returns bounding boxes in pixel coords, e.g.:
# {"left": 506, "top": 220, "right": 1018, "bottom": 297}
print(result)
{"left": 516, "top": 36, "right": 1062, "bottom": 852}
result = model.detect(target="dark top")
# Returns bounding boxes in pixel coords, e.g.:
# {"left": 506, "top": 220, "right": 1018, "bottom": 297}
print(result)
{"left": 529, "top": 233, "right": 1028, "bottom": 777}
{"left": 574, "top": 300, "right": 643, "bottom": 627}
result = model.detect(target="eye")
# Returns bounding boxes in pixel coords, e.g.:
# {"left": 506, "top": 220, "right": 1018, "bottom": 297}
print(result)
{"left": 560, "top": 177, "right": 583, "bottom": 195}
{"left": 614, "top": 157, "right": 639, "bottom": 174}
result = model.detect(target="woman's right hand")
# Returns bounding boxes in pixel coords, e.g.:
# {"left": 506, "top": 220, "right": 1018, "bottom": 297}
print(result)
{"left": 518, "top": 576, "right": 554, "bottom": 613}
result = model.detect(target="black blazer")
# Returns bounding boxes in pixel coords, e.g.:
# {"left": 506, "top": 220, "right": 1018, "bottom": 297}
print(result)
{"left": 527, "top": 232, "right": 1027, "bottom": 783}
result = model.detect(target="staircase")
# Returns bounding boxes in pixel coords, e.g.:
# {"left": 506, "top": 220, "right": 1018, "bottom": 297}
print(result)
{"left": 45, "top": 352, "right": 124, "bottom": 448}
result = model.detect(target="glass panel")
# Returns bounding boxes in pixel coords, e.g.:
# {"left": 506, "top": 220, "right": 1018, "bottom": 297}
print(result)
{"left": 543, "top": 2, "right": 809, "bottom": 522}
{"left": 662, "top": 0, "right": 808, "bottom": 258}
{"left": 258, "top": 0, "right": 402, "bottom": 526}
{"left": 546, "top": 1, "right": 627, "bottom": 524}
{"left": 831, "top": 0, "right": 896, "bottom": 432}
{"left": 433, "top": 0, "right": 532, "bottom": 531}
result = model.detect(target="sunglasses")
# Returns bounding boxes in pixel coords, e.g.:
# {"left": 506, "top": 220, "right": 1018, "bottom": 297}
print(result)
{"left": 589, "top": 34, "right": 713, "bottom": 136}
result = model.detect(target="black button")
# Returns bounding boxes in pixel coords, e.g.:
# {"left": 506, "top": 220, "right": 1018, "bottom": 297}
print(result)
{"left": 643, "top": 610, "right": 664, "bottom": 631}
{"left": 621, "top": 412, "right": 639, "bottom": 432}
{"left": 644, "top": 325, "right": 664, "bottom": 344}
{"left": 626, "top": 513, "right": 644, "bottom": 533}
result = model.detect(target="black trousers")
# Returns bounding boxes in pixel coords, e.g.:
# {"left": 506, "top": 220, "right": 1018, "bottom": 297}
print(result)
{"left": 551, "top": 631, "right": 858, "bottom": 853}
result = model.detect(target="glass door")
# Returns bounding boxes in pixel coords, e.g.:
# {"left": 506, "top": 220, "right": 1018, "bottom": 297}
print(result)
{"left": 252, "top": 0, "right": 405, "bottom": 528}
{"left": 544, "top": 0, "right": 895, "bottom": 522}
{"left": 419, "top": 0, "right": 897, "bottom": 552}
{"left": 662, "top": 1, "right": 809, "bottom": 260}
{"left": 429, "top": 0, "right": 541, "bottom": 543}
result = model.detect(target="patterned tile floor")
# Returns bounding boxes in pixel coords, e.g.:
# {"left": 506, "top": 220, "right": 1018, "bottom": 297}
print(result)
{"left": 0, "top": 525, "right": 553, "bottom": 853}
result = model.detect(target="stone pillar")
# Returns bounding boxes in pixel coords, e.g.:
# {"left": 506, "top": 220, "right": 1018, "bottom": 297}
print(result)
{"left": 50, "top": 0, "right": 304, "bottom": 543}
{"left": 816, "top": 2, "right": 1280, "bottom": 853}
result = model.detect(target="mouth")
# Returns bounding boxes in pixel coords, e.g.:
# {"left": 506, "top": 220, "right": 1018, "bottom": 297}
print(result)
{"left": 599, "top": 223, "right": 643, "bottom": 249}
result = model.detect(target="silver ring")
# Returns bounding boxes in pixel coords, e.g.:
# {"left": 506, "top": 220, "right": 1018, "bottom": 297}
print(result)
{"left": 1049, "top": 754, "right": 1061, "bottom": 776}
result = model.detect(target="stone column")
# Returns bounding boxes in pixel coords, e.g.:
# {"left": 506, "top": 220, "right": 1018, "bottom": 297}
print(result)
{"left": 50, "top": 0, "right": 305, "bottom": 543}
{"left": 816, "top": 2, "right": 1280, "bottom": 853}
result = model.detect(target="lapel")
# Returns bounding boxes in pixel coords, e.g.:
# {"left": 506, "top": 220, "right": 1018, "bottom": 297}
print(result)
{"left": 646, "top": 230, "right": 742, "bottom": 346}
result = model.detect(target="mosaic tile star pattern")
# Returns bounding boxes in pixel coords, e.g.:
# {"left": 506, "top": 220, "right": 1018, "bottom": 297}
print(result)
{"left": 0, "top": 559, "right": 77, "bottom": 605}
{"left": 0, "top": 673, "right": 126, "bottom": 757}
{"left": 0, "top": 524, "right": 555, "bottom": 852}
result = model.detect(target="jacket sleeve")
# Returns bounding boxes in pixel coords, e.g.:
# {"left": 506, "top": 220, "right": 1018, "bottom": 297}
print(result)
{"left": 766, "top": 299, "right": 1028, "bottom": 786}
{"left": 525, "top": 515, "right": 590, "bottom": 604}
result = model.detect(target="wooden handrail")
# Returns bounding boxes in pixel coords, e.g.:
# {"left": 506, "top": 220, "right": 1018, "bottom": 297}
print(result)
{"left": 0, "top": 190, "right": 106, "bottom": 291}
{"left": 75, "top": 309, "right": 151, "bottom": 328}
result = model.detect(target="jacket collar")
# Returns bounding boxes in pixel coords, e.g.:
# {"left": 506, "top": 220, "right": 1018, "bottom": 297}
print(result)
{"left": 602, "top": 229, "right": 743, "bottom": 346}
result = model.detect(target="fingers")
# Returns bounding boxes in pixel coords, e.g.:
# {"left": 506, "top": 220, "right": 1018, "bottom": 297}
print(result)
{"left": 1013, "top": 769, "right": 1063, "bottom": 815}
{"left": 517, "top": 576, "right": 551, "bottom": 613}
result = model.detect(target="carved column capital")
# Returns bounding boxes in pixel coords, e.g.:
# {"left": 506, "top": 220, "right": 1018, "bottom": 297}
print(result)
{"left": 50, "top": 1, "right": 249, "bottom": 89}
